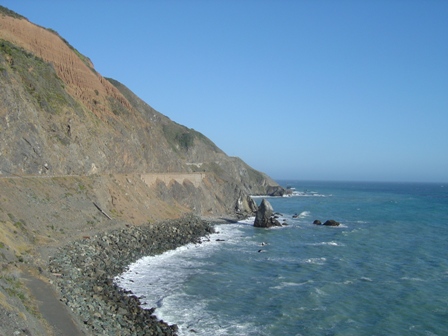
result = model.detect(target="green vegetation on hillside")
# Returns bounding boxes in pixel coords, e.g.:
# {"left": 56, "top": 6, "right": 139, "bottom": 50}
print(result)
{"left": 162, "top": 123, "right": 195, "bottom": 152}
{"left": 0, "top": 5, "right": 26, "bottom": 20}
{"left": 0, "top": 39, "right": 79, "bottom": 116}
{"left": 0, "top": 4, "right": 93, "bottom": 72}
{"left": 105, "top": 77, "right": 222, "bottom": 154}
{"left": 193, "top": 129, "right": 221, "bottom": 152}
{"left": 162, "top": 122, "right": 221, "bottom": 153}
{"left": 107, "top": 96, "right": 130, "bottom": 116}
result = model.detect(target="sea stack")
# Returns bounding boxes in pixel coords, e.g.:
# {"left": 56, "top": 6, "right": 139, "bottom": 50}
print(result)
{"left": 254, "top": 199, "right": 282, "bottom": 228}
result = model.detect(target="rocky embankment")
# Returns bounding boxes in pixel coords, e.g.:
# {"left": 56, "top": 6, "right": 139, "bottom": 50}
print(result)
{"left": 48, "top": 214, "right": 215, "bottom": 335}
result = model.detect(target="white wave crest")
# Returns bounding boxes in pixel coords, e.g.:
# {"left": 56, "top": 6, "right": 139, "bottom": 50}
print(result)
{"left": 401, "top": 277, "right": 426, "bottom": 282}
{"left": 302, "top": 257, "right": 327, "bottom": 265}
{"left": 309, "top": 241, "right": 343, "bottom": 246}
{"left": 299, "top": 211, "right": 310, "bottom": 218}
{"left": 287, "top": 190, "right": 330, "bottom": 197}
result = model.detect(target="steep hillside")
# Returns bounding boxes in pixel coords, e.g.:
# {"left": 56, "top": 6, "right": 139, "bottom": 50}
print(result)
{"left": 0, "top": 6, "right": 285, "bottom": 335}
{"left": 0, "top": 7, "right": 281, "bottom": 193}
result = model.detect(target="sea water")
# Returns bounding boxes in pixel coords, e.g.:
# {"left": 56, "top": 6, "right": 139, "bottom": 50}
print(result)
{"left": 116, "top": 181, "right": 448, "bottom": 335}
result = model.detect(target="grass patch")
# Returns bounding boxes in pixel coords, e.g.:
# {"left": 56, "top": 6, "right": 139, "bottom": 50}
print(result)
{"left": 0, "top": 39, "right": 82, "bottom": 117}
{"left": 2, "top": 275, "right": 25, "bottom": 300}
{"left": 162, "top": 123, "right": 195, "bottom": 152}
{"left": 162, "top": 122, "right": 221, "bottom": 153}
{"left": 13, "top": 220, "right": 26, "bottom": 231}
{"left": 86, "top": 220, "right": 96, "bottom": 226}
{"left": 107, "top": 96, "right": 129, "bottom": 116}
{"left": 1, "top": 274, "right": 39, "bottom": 316}
{"left": 110, "top": 208, "right": 121, "bottom": 217}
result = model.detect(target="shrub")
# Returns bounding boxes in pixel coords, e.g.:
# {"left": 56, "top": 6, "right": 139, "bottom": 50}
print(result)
{"left": 0, "top": 5, "right": 26, "bottom": 20}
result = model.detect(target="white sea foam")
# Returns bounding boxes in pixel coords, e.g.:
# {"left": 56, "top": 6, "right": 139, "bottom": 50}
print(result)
{"left": 237, "top": 216, "right": 255, "bottom": 225}
{"left": 314, "top": 288, "right": 328, "bottom": 296}
{"left": 252, "top": 191, "right": 330, "bottom": 198}
{"left": 327, "top": 223, "right": 348, "bottom": 228}
{"left": 151, "top": 292, "right": 261, "bottom": 336}
{"left": 309, "top": 241, "right": 343, "bottom": 246}
{"left": 271, "top": 280, "right": 313, "bottom": 290}
{"left": 401, "top": 277, "right": 426, "bottom": 282}
{"left": 286, "top": 191, "right": 330, "bottom": 197}
{"left": 266, "top": 255, "right": 303, "bottom": 264}
{"left": 251, "top": 195, "right": 275, "bottom": 198}
{"left": 302, "top": 257, "right": 327, "bottom": 265}
{"left": 115, "top": 223, "right": 257, "bottom": 335}
{"left": 360, "top": 277, "right": 373, "bottom": 282}
{"left": 299, "top": 211, "right": 310, "bottom": 218}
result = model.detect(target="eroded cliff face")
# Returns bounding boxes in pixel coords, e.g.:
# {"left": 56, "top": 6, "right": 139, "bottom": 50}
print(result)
{"left": 0, "top": 13, "right": 131, "bottom": 119}
{"left": 0, "top": 20, "right": 185, "bottom": 176}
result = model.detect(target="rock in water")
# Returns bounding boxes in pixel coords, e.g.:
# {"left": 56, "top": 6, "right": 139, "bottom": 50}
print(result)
{"left": 254, "top": 199, "right": 282, "bottom": 228}
{"left": 323, "top": 219, "right": 340, "bottom": 226}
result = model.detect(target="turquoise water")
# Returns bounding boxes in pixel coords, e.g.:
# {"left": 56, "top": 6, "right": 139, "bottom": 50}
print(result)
{"left": 117, "top": 181, "right": 448, "bottom": 335}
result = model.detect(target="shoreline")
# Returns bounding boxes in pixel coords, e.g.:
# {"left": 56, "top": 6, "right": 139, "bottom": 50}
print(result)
{"left": 47, "top": 214, "right": 217, "bottom": 335}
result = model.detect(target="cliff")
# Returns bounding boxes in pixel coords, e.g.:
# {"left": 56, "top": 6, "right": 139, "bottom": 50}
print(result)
{"left": 0, "top": 6, "right": 283, "bottom": 217}
{"left": 0, "top": 6, "right": 284, "bottom": 335}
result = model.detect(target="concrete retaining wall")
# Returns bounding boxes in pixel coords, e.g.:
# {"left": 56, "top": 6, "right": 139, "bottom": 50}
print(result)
{"left": 140, "top": 173, "right": 206, "bottom": 188}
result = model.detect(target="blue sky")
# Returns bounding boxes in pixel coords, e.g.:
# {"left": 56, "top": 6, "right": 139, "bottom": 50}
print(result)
{"left": 2, "top": 1, "right": 447, "bottom": 182}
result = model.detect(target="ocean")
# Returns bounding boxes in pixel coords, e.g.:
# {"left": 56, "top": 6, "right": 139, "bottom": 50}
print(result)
{"left": 116, "top": 180, "right": 448, "bottom": 335}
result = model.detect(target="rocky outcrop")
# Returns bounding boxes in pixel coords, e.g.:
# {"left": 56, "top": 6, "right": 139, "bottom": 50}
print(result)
{"left": 236, "top": 193, "right": 258, "bottom": 218}
{"left": 313, "top": 219, "right": 340, "bottom": 226}
{"left": 254, "top": 199, "right": 282, "bottom": 228}
{"left": 266, "top": 185, "right": 286, "bottom": 196}
{"left": 323, "top": 219, "right": 340, "bottom": 226}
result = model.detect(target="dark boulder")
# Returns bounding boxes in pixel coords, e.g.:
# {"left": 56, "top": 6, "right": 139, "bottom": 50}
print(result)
{"left": 254, "top": 199, "right": 282, "bottom": 228}
{"left": 271, "top": 218, "right": 283, "bottom": 227}
{"left": 313, "top": 219, "right": 322, "bottom": 225}
{"left": 323, "top": 219, "right": 340, "bottom": 226}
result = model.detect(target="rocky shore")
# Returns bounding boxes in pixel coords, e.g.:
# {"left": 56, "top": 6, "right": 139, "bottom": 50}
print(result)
{"left": 48, "top": 214, "right": 215, "bottom": 335}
